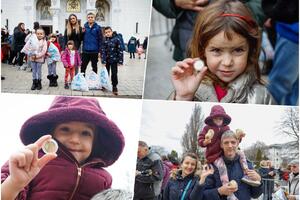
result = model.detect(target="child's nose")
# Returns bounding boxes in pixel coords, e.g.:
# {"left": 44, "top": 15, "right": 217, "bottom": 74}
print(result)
{"left": 69, "top": 134, "right": 80, "bottom": 144}
{"left": 222, "top": 54, "right": 233, "bottom": 66}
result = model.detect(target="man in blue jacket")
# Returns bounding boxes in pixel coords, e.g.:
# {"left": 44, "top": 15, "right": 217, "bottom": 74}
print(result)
{"left": 81, "top": 12, "right": 103, "bottom": 75}
{"left": 203, "top": 130, "right": 263, "bottom": 200}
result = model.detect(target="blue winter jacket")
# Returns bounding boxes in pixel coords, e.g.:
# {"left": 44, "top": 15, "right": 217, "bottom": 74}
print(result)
{"left": 163, "top": 171, "right": 205, "bottom": 200}
{"left": 203, "top": 155, "right": 263, "bottom": 200}
{"left": 101, "top": 33, "right": 123, "bottom": 65}
{"left": 82, "top": 22, "right": 103, "bottom": 53}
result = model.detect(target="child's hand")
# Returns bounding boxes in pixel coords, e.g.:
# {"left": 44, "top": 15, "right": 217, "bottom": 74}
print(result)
{"left": 203, "top": 139, "right": 212, "bottom": 145}
{"left": 2, "top": 135, "right": 57, "bottom": 198}
{"left": 235, "top": 129, "right": 246, "bottom": 140}
{"left": 171, "top": 58, "right": 207, "bottom": 100}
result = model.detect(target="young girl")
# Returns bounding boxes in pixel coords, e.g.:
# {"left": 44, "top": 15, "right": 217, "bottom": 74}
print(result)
{"left": 198, "top": 105, "right": 260, "bottom": 200}
{"left": 61, "top": 40, "right": 81, "bottom": 89}
{"left": 170, "top": 0, "right": 276, "bottom": 104}
{"left": 163, "top": 152, "right": 214, "bottom": 200}
{"left": 47, "top": 34, "right": 61, "bottom": 87}
{"left": 1, "top": 96, "right": 125, "bottom": 200}
{"left": 137, "top": 45, "right": 144, "bottom": 59}
{"left": 28, "top": 28, "right": 47, "bottom": 90}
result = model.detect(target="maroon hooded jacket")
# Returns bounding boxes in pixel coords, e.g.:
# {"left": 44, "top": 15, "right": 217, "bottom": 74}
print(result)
{"left": 198, "top": 105, "right": 231, "bottom": 163}
{"left": 1, "top": 96, "right": 125, "bottom": 200}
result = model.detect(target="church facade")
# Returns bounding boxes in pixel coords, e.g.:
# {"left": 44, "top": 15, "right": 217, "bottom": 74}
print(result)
{"left": 1, "top": 0, "right": 151, "bottom": 42}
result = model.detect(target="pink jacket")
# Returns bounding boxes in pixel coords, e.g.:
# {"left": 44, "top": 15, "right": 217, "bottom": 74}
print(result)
{"left": 61, "top": 49, "right": 81, "bottom": 68}
{"left": 1, "top": 144, "right": 112, "bottom": 200}
{"left": 33, "top": 39, "right": 48, "bottom": 63}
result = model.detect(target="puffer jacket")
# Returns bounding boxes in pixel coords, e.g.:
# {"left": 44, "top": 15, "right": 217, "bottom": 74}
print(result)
{"left": 203, "top": 155, "right": 263, "bottom": 200}
{"left": 153, "top": 0, "right": 265, "bottom": 61}
{"left": 198, "top": 125, "right": 230, "bottom": 163}
{"left": 134, "top": 153, "right": 164, "bottom": 199}
{"left": 1, "top": 142, "right": 112, "bottom": 200}
{"left": 13, "top": 28, "right": 26, "bottom": 52}
{"left": 288, "top": 173, "right": 299, "bottom": 199}
{"left": 101, "top": 33, "right": 123, "bottom": 65}
{"left": 163, "top": 171, "right": 205, "bottom": 200}
{"left": 82, "top": 22, "right": 103, "bottom": 53}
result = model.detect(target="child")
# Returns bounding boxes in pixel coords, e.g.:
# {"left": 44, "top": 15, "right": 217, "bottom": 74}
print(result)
{"left": 101, "top": 26, "right": 123, "bottom": 95}
{"left": 137, "top": 45, "right": 144, "bottom": 59}
{"left": 170, "top": 0, "right": 276, "bottom": 104}
{"left": 1, "top": 96, "right": 125, "bottom": 200}
{"left": 29, "top": 28, "right": 47, "bottom": 90}
{"left": 47, "top": 33, "right": 61, "bottom": 87}
{"left": 198, "top": 105, "right": 260, "bottom": 200}
{"left": 61, "top": 40, "right": 81, "bottom": 89}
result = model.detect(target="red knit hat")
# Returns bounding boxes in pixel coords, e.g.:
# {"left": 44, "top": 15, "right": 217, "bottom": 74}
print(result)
{"left": 20, "top": 96, "right": 125, "bottom": 167}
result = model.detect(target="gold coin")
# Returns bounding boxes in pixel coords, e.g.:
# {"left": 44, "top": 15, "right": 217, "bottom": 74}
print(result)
{"left": 42, "top": 139, "right": 58, "bottom": 154}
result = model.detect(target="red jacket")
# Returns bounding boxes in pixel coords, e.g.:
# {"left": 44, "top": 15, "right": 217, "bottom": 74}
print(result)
{"left": 1, "top": 144, "right": 112, "bottom": 200}
{"left": 198, "top": 125, "right": 230, "bottom": 163}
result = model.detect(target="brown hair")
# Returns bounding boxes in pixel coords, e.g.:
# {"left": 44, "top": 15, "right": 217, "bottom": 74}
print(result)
{"left": 171, "top": 152, "right": 199, "bottom": 179}
{"left": 189, "top": 0, "right": 262, "bottom": 87}
{"left": 67, "top": 40, "right": 76, "bottom": 50}
{"left": 66, "top": 14, "right": 80, "bottom": 37}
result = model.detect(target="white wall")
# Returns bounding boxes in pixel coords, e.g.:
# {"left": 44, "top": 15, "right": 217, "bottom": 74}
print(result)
{"left": 1, "top": 0, "right": 152, "bottom": 41}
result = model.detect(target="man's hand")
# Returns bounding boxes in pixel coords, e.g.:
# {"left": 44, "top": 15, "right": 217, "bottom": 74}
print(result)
{"left": 246, "top": 169, "right": 261, "bottom": 182}
{"left": 287, "top": 195, "right": 296, "bottom": 200}
{"left": 175, "top": 0, "right": 209, "bottom": 12}
{"left": 217, "top": 183, "right": 238, "bottom": 196}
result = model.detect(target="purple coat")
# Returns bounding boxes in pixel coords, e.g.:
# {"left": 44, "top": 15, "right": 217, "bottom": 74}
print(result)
{"left": 1, "top": 143, "right": 112, "bottom": 200}
{"left": 61, "top": 49, "right": 81, "bottom": 68}
{"left": 162, "top": 160, "right": 173, "bottom": 190}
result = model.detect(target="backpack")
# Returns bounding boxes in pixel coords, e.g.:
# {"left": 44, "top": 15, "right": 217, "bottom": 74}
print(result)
{"left": 148, "top": 150, "right": 164, "bottom": 196}
{"left": 117, "top": 33, "right": 125, "bottom": 51}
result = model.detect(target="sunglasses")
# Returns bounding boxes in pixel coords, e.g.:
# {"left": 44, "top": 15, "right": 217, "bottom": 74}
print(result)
{"left": 291, "top": 165, "right": 298, "bottom": 168}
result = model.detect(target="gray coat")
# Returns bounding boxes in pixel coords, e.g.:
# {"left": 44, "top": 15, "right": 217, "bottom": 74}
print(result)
{"left": 289, "top": 173, "right": 299, "bottom": 200}
{"left": 169, "top": 71, "right": 277, "bottom": 104}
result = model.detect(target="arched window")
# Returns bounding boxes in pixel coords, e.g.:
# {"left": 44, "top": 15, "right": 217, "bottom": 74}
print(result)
{"left": 95, "top": 0, "right": 110, "bottom": 23}
{"left": 37, "top": 0, "right": 52, "bottom": 20}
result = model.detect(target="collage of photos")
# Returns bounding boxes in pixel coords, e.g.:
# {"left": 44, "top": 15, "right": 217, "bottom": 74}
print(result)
{"left": 0, "top": 0, "right": 299, "bottom": 200}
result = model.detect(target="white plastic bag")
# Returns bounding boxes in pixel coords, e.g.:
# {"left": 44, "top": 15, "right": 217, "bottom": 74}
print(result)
{"left": 71, "top": 73, "right": 89, "bottom": 91}
{"left": 47, "top": 42, "right": 61, "bottom": 64}
{"left": 99, "top": 67, "right": 112, "bottom": 91}
{"left": 87, "top": 71, "right": 101, "bottom": 90}
{"left": 21, "top": 33, "right": 39, "bottom": 56}
{"left": 272, "top": 188, "right": 288, "bottom": 200}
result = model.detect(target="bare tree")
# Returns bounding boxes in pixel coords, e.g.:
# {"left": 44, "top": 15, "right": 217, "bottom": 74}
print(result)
{"left": 180, "top": 104, "right": 205, "bottom": 160}
{"left": 276, "top": 107, "right": 299, "bottom": 147}
{"left": 244, "top": 141, "right": 268, "bottom": 163}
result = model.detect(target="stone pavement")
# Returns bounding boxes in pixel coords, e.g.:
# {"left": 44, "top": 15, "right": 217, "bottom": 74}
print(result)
{"left": 1, "top": 52, "right": 145, "bottom": 98}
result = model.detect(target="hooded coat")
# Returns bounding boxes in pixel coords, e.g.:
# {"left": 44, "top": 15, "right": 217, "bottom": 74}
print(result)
{"left": 198, "top": 105, "right": 231, "bottom": 163}
{"left": 163, "top": 170, "right": 205, "bottom": 200}
{"left": 1, "top": 96, "right": 125, "bottom": 200}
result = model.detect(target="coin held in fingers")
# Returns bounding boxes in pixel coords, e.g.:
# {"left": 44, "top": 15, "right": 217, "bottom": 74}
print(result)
{"left": 42, "top": 139, "right": 58, "bottom": 154}
{"left": 194, "top": 60, "right": 204, "bottom": 71}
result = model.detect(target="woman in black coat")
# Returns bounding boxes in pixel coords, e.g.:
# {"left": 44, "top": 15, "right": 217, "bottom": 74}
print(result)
{"left": 63, "top": 14, "right": 83, "bottom": 50}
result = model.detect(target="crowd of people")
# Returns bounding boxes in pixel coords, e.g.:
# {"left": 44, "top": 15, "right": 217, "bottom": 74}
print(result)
{"left": 1, "top": 12, "right": 148, "bottom": 95}
{"left": 134, "top": 105, "right": 299, "bottom": 200}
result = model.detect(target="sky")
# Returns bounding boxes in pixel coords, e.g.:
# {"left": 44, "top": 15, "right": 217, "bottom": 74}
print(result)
{"left": 0, "top": 93, "right": 142, "bottom": 192}
{"left": 140, "top": 100, "right": 298, "bottom": 156}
